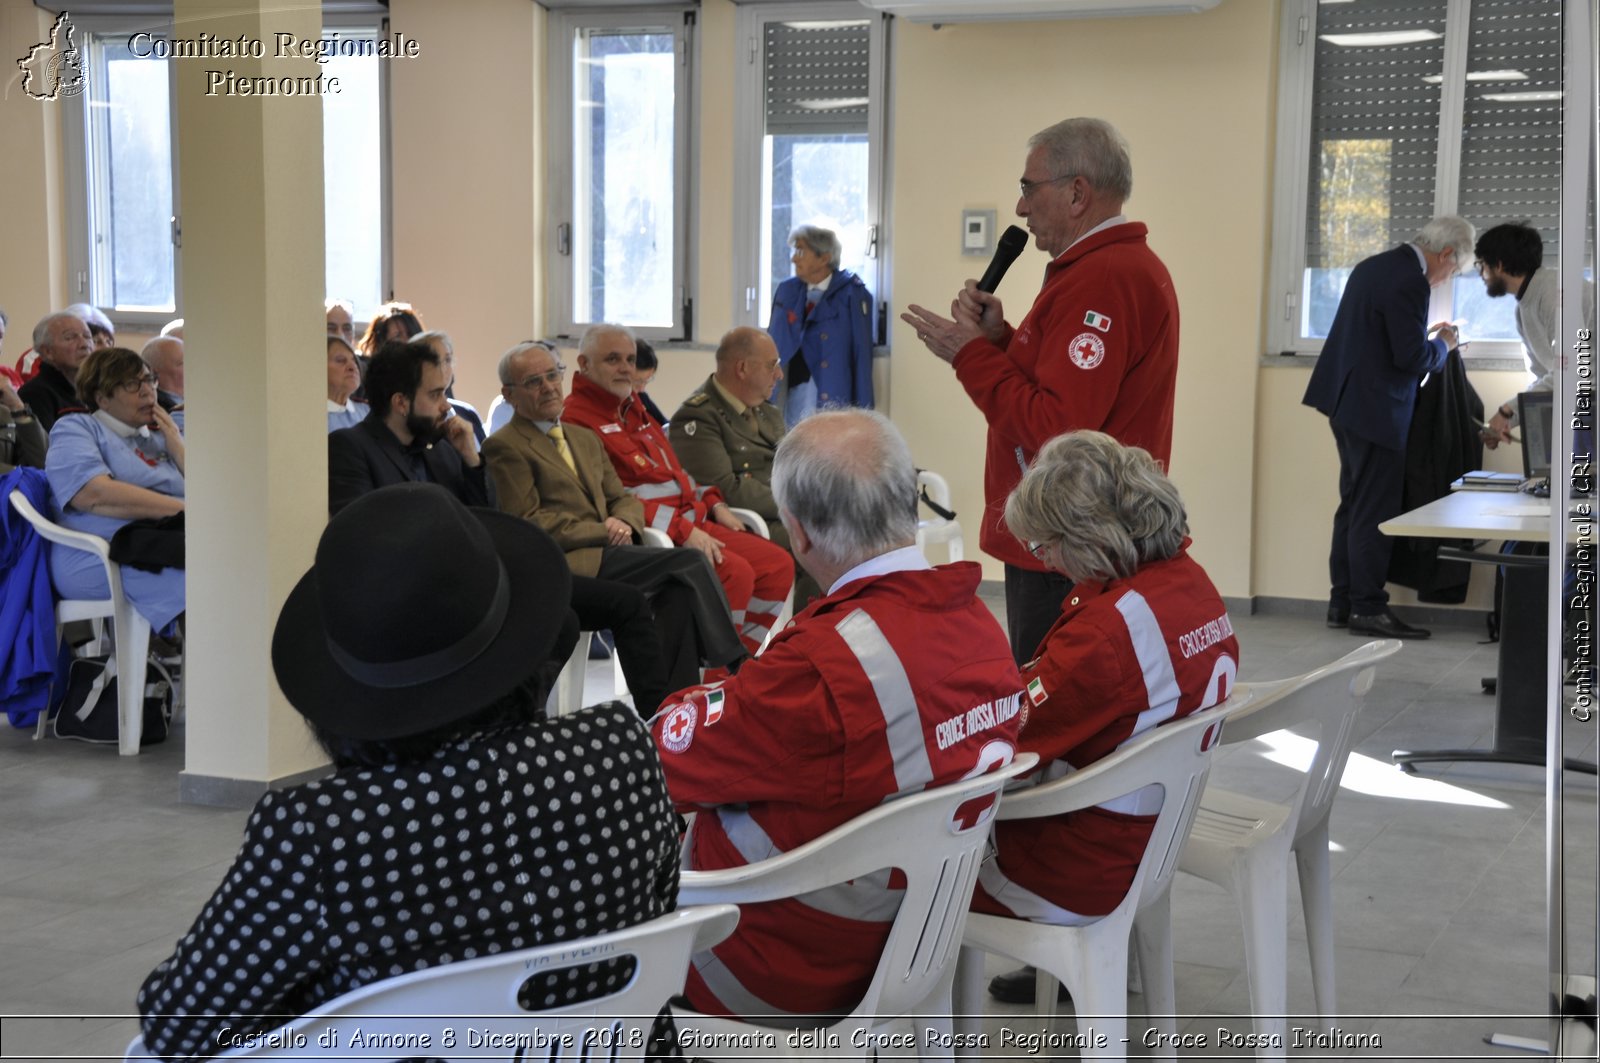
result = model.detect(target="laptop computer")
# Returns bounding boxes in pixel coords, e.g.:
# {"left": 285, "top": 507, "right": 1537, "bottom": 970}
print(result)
{"left": 1517, "top": 390, "right": 1554, "bottom": 495}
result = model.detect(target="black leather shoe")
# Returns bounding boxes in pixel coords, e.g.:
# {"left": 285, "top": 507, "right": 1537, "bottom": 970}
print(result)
{"left": 1348, "top": 610, "right": 1431, "bottom": 639}
{"left": 1326, "top": 605, "right": 1350, "bottom": 628}
{"left": 987, "top": 965, "right": 1071, "bottom": 1005}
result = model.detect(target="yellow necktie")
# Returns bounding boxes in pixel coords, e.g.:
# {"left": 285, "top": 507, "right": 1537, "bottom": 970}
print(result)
{"left": 548, "top": 424, "right": 577, "bottom": 473}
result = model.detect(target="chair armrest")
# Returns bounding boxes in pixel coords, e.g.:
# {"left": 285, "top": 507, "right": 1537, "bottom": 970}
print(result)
{"left": 726, "top": 507, "right": 770, "bottom": 539}
{"left": 641, "top": 528, "right": 673, "bottom": 548}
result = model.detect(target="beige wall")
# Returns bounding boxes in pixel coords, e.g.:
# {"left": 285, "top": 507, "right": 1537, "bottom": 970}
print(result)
{"left": 0, "top": 0, "right": 67, "bottom": 349}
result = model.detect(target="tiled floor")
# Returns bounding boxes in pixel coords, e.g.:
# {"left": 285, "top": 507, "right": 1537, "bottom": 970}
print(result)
{"left": 0, "top": 606, "right": 1595, "bottom": 1061}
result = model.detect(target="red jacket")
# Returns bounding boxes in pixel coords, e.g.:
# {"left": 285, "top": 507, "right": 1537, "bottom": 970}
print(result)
{"left": 564, "top": 374, "right": 724, "bottom": 545}
{"left": 953, "top": 222, "right": 1179, "bottom": 570}
{"left": 979, "top": 545, "right": 1237, "bottom": 922}
{"left": 652, "top": 561, "right": 1023, "bottom": 1018}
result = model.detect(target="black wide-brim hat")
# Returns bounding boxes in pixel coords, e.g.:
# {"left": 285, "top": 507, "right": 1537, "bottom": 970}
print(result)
{"left": 272, "top": 483, "right": 573, "bottom": 740}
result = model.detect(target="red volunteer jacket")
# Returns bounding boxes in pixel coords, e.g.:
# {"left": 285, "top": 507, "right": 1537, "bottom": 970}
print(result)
{"left": 652, "top": 562, "right": 1023, "bottom": 1019}
{"left": 953, "top": 222, "right": 1179, "bottom": 570}
{"left": 974, "top": 544, "right": 1238, "bottom": 923}
{"left": 564, "top": 373, "right": 725, "bottom": 545}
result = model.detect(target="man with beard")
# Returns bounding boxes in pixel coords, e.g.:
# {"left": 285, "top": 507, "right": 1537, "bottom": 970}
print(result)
{"left": 328, "top": 339, "right": 487, "bottom": 514}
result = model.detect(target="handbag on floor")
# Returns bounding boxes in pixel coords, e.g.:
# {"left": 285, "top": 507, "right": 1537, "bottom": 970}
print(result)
{"left": 51, "top": 652, "right": 174, "bottom": 746}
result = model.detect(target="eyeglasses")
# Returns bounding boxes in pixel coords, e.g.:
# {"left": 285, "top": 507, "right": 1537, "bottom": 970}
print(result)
{"left": 1019, "top": 173, "right": 1076, "bottom": 199}
{"left": 1027, "top": 539, "right": 1053, "bottom": 561}
{"left": 116, "top": 373, "right": 158, "bottom": 394}
{"left": 516, "top": 366, "right": 566, "bottom": 390}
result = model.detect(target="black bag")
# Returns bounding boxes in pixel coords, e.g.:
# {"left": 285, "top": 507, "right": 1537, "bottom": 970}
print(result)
{"left": 52, "top": 653, "right": 174, "bottom": 746}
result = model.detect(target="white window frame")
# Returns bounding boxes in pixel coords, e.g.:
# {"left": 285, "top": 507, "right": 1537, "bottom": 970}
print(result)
{"left": 545, "top": 5, "right": 696, "bottom": 342}
{"left": 730, "top": 1, "right": 890, "bottom": 339}
{"left": 59, "top": 9, "right": 391, "bottom": 331}
{"left": 1266, "top": 0, "right": 1535, "bottom": 360}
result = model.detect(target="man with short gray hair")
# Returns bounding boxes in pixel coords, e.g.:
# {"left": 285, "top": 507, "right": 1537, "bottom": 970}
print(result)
{"left": 650, "top": 408, "right": 1023, "bottom": 1022}
{"left": 19, "top": 311, "right": 96, "bottom": 430}
{"left": 903, "top": 116, "right": 1180, "bottom": 667}
{"left": 1303, "top": 214, "right": 1473, "bottom": 640}
{"left": 141, "top": 335, "right": 184, "bottom": 411}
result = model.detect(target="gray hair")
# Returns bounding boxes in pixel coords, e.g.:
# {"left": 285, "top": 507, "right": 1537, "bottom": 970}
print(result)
{"left": 33, "top": 311, "right": 84, "bottom": 352}
{"left": 324, "top": 297, "right": 355, "bottom": 315}
{"left": 497, "top": 340, "right": 557, "bottom": 386}
{"left": 578, "top": 323, "right": 635, "bottom": 361}
{"left": 788, "top": 225, "right": 841, "bottom": 268}
{"left": 140, "top": 335, "right": 181, "bottom": 371}
{"left": 1027, "top": 117, "right": 1134, "bottom": 202}
{"left": 772, "top": 409, "right": 917, "bottom": 570}
{"left": 64, "top": 302, "right": 113, "bottom": 337}
{"left": 412, "top": 330, "right": 454, "bottom": 357}
{"left": 1414, "top": 215, "right": 1476, "bottom": 273}
{"left": 1004, "top": 430, "right": 1187, "bottom": 583}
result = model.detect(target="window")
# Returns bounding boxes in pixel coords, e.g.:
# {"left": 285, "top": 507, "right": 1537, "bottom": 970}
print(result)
{"left": 62, "top": 14, "right": 389, "bottom": 327}
{"left": 1269, "top": 0, "right": 1565, "bottom": 356}
{"left": 733, "top": 3, "right": 889, "bottom": 336}
{"left": 546, "top": 7, "right": 694, "bottom": 341}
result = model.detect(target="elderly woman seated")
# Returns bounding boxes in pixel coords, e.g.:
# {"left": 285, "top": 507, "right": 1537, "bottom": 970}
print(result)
{"left": 43, "top": 346, "right": 185, "bottom": 632}
{"left": 137, "top": 485, "right": 682, "bottom": 1060}
{"left": 325, "top": 335, "right": 366, "bottom": 432}
{"left": 973, "top": 430, "right": 1239, "bottom": 935}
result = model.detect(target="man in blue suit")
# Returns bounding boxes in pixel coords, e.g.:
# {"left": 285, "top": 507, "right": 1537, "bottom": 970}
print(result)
{"left": 1303, "top": 215, "right": 1474, "bottom": 640}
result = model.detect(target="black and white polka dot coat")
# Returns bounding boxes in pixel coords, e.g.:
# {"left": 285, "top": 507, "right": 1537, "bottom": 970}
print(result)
{"left": 137, "top": 703, "right": 680, "bottom": 1062}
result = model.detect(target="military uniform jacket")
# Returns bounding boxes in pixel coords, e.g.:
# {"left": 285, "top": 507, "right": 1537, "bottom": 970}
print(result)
{"left": 667, "top": 376, "right": 785, "bottom": 526}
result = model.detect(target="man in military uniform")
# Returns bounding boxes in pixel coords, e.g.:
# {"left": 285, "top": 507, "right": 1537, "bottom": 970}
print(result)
{"left": 671, "top": 328, "right": 820, "bottom": 604}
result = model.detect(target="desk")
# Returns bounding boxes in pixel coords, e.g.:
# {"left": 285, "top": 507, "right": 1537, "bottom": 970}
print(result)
{"left": 1379, "top": 491, "right": 1595, "bottom": 775}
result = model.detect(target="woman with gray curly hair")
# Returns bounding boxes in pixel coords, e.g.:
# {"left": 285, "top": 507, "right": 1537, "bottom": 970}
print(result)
{"left": 973, "top": 430, "right": 1239, "bottom": 997}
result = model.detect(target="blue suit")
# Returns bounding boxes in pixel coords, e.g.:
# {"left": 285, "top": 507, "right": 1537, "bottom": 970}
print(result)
{"left": 767, "top": 268, "right": 874, "bottom": 424}
{"left": 1303, "top": 244, "right": 1449, "bottom": 613}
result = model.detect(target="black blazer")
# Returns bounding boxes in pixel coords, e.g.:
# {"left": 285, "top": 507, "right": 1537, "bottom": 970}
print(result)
{"left": 328, "top": 413, "right": 489, "bottom": 515}
{"left": 1302, "top": 244, "right": 1450, "bottom": 452}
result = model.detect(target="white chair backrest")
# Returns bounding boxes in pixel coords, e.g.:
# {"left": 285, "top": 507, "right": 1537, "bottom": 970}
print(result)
{"left": 680, "top": 752, "right": 1038, "bottom": 1019}
{"left": 1219, "top": 639, "right": 1399, "bottom": 841}
{"left": 995, "top": 694, "right": 1250, "bottom": 917}
{"left": 126, "top": 905, "right": 739, "bottom": 1062}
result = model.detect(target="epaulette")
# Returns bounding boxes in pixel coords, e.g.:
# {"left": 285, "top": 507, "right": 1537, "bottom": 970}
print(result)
{"left": 683, "top": 392, "right": 710, "bottom": 407}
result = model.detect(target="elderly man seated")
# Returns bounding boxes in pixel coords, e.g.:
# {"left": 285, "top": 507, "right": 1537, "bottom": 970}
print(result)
{"left": 565, "top": 324, "right": 794, "bottom": 660}
{"left": 483, "top": 340, "right": 746, "bottom": 714}
{"left": 19, "top": 311, "right": 95, "bottom": 430}
{"left": 140, "top": 336, "right": 184, "bottom": 413}
{"left": 650, "top": 409, "right": 1023, "bottom": 1021}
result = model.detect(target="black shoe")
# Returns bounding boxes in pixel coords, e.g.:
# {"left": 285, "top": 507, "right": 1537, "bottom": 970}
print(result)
{"left": 1348, "top": 610, "right": 1431, "bottom": 640}
{"left": 987, "top": 965, "right": 1071, "bottom": 1005}
{"left": 1326, "top": 604, "right": 1350, "bottom": 628}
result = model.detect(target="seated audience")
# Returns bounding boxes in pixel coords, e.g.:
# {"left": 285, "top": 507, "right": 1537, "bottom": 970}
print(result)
{"left": 631, "top": 338, "right": 669, "bottom": 427}
{"left": 0, "top": 373, "right": 47, "bottom": 472}
{"left": 651, "top": 409, "right": 1023, "bottom": 1021}
{"left": 44, "top": 347, "right": 185, "bottom": 631}
{"left": 324, "top": 297, "right": 355, "bottom": 347}
{"left": 414, "top": 329, "right": 486, "bottom": 446}
{"left": 327, "top": 340, "right": 484, "bottom": 515}
{"left": 669, "top": 327, "right": 818, "bottom": 605}
{"left": 484, "top": 340, "right": 744, "bottom": 712}
{"left": 566, "top": 324, "right": 794, "bottom": 660}
{"left": 325, "top": 336, "right": 366, "bottom": 433}
{"left": 19, "top": 311, "right": 94, "bottom": 430}
{"left": 357, "top": 300, "right": 425, "bottom": 358}
{"left": 140, "top": 336, "right": 185, "bottom": 412}
{"left": 137, "top": 483, "right": 680, "bottom": 1060}
{"left": 64, "top": 303, "right": 115, "bottom": 350}
{"left": 971, "top": 431, "right": 1239, "bottom": 1003}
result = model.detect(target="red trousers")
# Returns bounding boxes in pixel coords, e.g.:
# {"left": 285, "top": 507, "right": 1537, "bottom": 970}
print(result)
{"left": 704, "top": 523, "right": 794, "bottom": 655}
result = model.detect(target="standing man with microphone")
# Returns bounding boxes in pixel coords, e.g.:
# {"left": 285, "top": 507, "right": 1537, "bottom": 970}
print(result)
{"left": 903, "top": 116, "right": 1181, "bottom": 667}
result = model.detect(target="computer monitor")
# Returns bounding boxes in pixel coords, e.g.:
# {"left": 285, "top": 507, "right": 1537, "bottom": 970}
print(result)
{"left": 1518, "top": 390, "right": 1554, "bottom": 480}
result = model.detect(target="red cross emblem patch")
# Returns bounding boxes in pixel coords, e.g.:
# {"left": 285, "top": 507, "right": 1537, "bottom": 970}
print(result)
{"left": 1068, "top": 332, "right": 1106, "bottom": 370}
{"left": 659, "top": 702, "right": 698, "bottom": 754}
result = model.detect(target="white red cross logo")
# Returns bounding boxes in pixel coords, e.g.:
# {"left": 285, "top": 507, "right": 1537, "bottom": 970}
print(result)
{"left": 660, "top": 703, "right": 697, "bottom": 754}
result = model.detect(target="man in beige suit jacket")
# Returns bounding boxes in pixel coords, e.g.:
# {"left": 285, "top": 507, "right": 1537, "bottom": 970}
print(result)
{"left": 484, "top": 341, "right": 745, "bottom": 707}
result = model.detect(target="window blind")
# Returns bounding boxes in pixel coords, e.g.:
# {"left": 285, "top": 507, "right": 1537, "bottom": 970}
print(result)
{"left": 764, "top": 20, "right": 870, "bottom": 136}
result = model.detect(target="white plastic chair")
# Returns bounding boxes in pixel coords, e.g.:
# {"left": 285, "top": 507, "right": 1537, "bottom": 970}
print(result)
{"left": 953, "top": 694, "right": 1250, "bottom": 1059}
{"left": 914, "top": 470, "right": 963, "bottom": 563}
{"left": 9, "top": 488, "right": 154, "bottom": 756}
{"left": 674, "top": 753, "right": 1040, "bottom": 1062}
{"left": 123, "top": 904, "right": 740, "bottom": 1062}
{"left": 1137, "top": 639, "right": 1401, "bottom": 1057}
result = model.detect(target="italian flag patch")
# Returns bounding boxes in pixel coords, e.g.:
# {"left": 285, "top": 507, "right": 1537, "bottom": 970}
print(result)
{"left": 1084, "top": 310, "right": 1112, "bottom": 332}
{"left": 1026, "top": 676, "right": 1048, "bottom": 706}
{"left": 704, "top": 688, "right": 725, "bottom": 725}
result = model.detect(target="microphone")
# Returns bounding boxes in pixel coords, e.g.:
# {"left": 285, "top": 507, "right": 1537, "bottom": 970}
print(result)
{"left": 976, "top": 225, "right": 1030, "bottom": 294}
